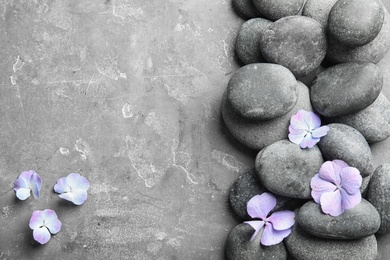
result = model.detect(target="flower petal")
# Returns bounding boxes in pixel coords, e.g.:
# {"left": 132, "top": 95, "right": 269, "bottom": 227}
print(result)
{"left": 289, "top": 125, "right": 306, "bottom": 135}
{"left": 340, "top": 167, "right": 362, "bottom": 195}
{"left": 318, "top": 161, "right": 341, "bottom": 185}
{"left": 59, "top": 190, "right": 88, "bottom": 205}
{"left": 66, "top": 173, "right": 90, "bottom": 191}
{"left": 29, "top": 210, "right": 44, "bottom": 230}
{"left": 300, "top": 134, "right": 320, "bottom": 149}
{"left": 320, "top": 190, "right": 344, "bottom": 216}
{"left": 288, "top": 133, "right": 305, "bottom": 145}
{"left": 311, "top": 125, "right": 329, "bottom": 138}
{"left": 14, "top": 177, "right": 29, "bottom": 190}
{"left": 244, "top": 220, "right": 264, "bottom": 241}
{"left": 290, "top": 110, "right": 308, "bottom": 130}
{"left": 29, "top": 173, "right": 42, "bottom": 199}
{"left": 15, "top": 188, "right": 31, "bottom": 200}
{"left": 18, "top": 171, "right": 34, "bottom": 183}
{"left": 268, "top": 210, "right": 295, "bottom": 230}
{"left": 247, "top": 193, "right": 276, "bottom": 219}
{"left": 33, "top": 227, "right": 51, "bottom": 244}
{"left": 261, "top": 222, "right": 292, "bottom": 246}
{"left": 310, "top": 174, "right": 337, "bottom": 203}
{"left": 333, "top": 160, "right": 349, "bottom": 169}
{"left": 53, "top": 177, "right": 71, "bottom": 194}
{"left": 341, "top": 189, "right": 362, "bottom": 211}
{"left": 304, "top": 111, "right": 321, "bottom": 129}
{"left": 42, "top": 209, "right": 62, "bottom": 234}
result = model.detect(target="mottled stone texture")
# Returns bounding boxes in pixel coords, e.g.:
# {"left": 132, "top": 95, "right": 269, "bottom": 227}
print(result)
{"left": 252, "top": 0, "right": 305, "bottom": 21}
{"left": 303, "top": 0, "right": 338, "bottom": 28}
{"left": 232, "top": 0, "right": 262, "bottom": 19}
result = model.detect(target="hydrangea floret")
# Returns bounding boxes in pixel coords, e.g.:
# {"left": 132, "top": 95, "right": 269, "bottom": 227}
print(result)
{"left": 13, "top": 170, "right": 42, "bottom": 200}
{"left": 54, "top": 173, "right": 90, "bottom": 205}
{"left": 244, "top": 192, "right": 295, "bottom": 246}
{"left": 310, "top": 160, "right": 362, "bottom": 217}
{"left": 288, "top": 109, "right": 329, "bottom": 149}
{"left": 29, "top": 209, "right": 62, "bottom": 244}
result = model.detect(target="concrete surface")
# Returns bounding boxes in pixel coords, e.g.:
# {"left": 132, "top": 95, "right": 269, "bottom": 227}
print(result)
{"left": 0, "top": 0, "right": 389, "bottom": 259}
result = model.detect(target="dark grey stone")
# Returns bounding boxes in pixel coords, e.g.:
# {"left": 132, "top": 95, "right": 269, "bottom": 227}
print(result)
{"left": 235, "top": 18, "right": 272, "bottom": 64}
{"left": 302, "top": 0, "right": 338, "bottom": 29}
{"left": 232, "top": 0, "right": 262, "bottom": 19}
{"left": 252, "top": 0, "right": 305, "bottom": 21}
{"left": 331, "top": 93, "right": 390, "bottom": 144}
{"left": 227, "top": 63, "right": 298, "bottom": 121}
{"left": 317, "top": 123, "right": 374, "bottom": 177}
{"left": 225, "top": 223, "right": 288, "bottom": 260}
{"left": 222, "top": 81, "right": 312, "bottom": 151}
{"left": 229, "top": 169, "right": 292, "bottom": 220}
{"left": 310, "top": 62, "right": 383, "bottom": 117}
{"left": 285, "top": 222, "right": 378, "bottom": 260}
{"left": 255, "top": 140, "right": 324, "bottom": 199}
{"left": 297, "top": 200, "right": 380, "bottom": 240}
{"left": 260, "top": 16, "right": 327, "bottom": 77}
{"left": 326, "top": 6, "right": 390, "bottom": 64}
{"left": 367, "top": 164, "right": 390, "bottom": 234}
{"left": 328, "top": 0, "right": 384, "bottom": 47}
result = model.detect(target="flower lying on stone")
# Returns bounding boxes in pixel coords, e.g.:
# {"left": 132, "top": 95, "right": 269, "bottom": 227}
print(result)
{"left": 288, "top": 109, "right": 329, "bottom": 149}
{"left": 54, "top": 173, "right": 90, "bottom": 205}
{"left": 13, "top": 170, "right": 42, "bottom": 200}
{"left": 29, "top": 209, "right": 62, "bottom": 244}
{"left": 244, "top": 192, "right": 295, "bottom": 246}
{"left": 311, "top": 160, "right": 362, "bottom": 217}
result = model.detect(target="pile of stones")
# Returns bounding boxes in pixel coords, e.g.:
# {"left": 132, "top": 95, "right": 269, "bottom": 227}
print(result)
{"left": 223, "top": 0, "right": 390, "bottom": 259}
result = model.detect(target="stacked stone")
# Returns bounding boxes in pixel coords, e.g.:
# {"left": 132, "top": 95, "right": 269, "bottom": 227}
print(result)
{"left": 224, "top": 0, "right": 390, "bottom": 259}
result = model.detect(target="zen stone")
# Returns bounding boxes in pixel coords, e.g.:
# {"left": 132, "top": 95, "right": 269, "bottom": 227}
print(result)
{"left": 326, "top": 7, "right": 390, "bottom": 64}
{"left": 303, "top": 0, "right": 338, "bottom": 29}
{"left": 310, "top": 62, "right": 382, "bottom": 117}
{"left": 227, "top": 63, "right": 298, "bottom": 121}
{"left": 235, "top": 18, "right": 272, "bottom": 64}
{"left": 222, "top": 81, "right": 312, "bottom": 151}
{"left": 318, "top": 123, "right": 374, "bottom": 177}
{"left": 285, "top": 222, "right": 378, "bottom": 260}
{"left": 367, "top": 164, "right": 390, "bottom": 234}
{"left": 252, "top": 0, "right": 305, "bottom": 21}
{"left": 332, "top": 93, "right": 390, "bottom": 144}
{"left": 232, "top": 0, "right": 262, "bottom": 19}
{"left": 255, "top": 140, "right": 323, "bottom": 199}
{"left": 229, "top": 169, "right": 291, "bottom": 220}
{"left": 297, "top": 200, "right": 380, "bottom": 240}
{"left": 328, "top": 0, "right": 384, "bottom": 47}
{"left": 261, "top": 16, "right": 327, "bottom": 77}
{"left": 225, "top": 223, "right": 288, "bottom": 260}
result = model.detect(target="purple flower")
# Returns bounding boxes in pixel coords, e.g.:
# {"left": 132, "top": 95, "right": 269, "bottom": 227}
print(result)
{"left": 288, "top": 109, "right": 329, "bottom": 148}
{"left": 54, "top": 173, "right": 90, "bottom": 205}
{"left": 244, "top": 193, "right": 295, "bottom": 246}
{"left": 311, "top": 160, "right": 362, "bottom": 217}
{"left": 29, "top": 209, "right": 62, "bottom": 244}
{"left": 13, "top": 170, "right": 42, "bottom": 200}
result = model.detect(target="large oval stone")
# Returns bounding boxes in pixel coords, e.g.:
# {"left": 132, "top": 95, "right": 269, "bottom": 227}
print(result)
{"left": 235, "top": 18, "right": 272, "bottom": 64}
{"left": 317, "top": 123, "right": 374, "bottom": 177}
{"left": 227, "top": 63, "right": 298, "bottom": 121}
{"left": 255, "top": 140, "right": 323, "bottom": 199}
{"left": 367, "top": 164, "right": 390, "bottom": 234}
{"left": 310, "top": 62, "right": 382, "bottom": 117}
{"left": 252, "top": 0, "right": 305, "bottom": 21}
{"left": 331, "top": 93, "right": 390, "bottom": 144}
{"left": 326, "top": 6, "right": 390, "bottom": 64}
{"left": 297, "top": 200, "right": 380, "bottom": 239}
{"left": 285, "top": 222, "right": 378, "bottom": 260}
{"left": 261, "top": 16, "right": 327, "bottom": 77}
{"left": 328, "top": 0, "right": 384, "bottom": 47}
{"left": 222, "top": 81, "right": 312, "bottom": 151}
{"left": 225, "top": 224, "right": 288, "bottom": 260}
{"left": 303, "top": 0, "right": 338, "bottom": 29}
{"left": 232, "top": 0, "right": 262, "bottom": 19}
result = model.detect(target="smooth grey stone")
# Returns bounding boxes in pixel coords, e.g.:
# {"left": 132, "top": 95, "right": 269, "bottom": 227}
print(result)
{"left": 252, "top": 0, "right": 305, "bottom": 21}
{"left": 232, "top": 0, "right": 262, "bottom": 19}
{"left": 302, "top": 0, "right": 338, "bottom": 29}
{"left": 317, "top": 123, "right": 374, "bottom": 177}
{"left": 235, "top": 18, "right": 272, "bottom": 64}
{"left": 255, "top": 140, "right": 324, "bottom": 199}
{"left": 367, "top": 164, "right": 390, "bottom": 234}
{"left": 227, "top": 63, "right": 298, "bottom": 121}
{"left": 285, "top": 222, "right": 378, "bottom": 260}
{"left": 310, "top": 62, "right": 382, "bottom": 117}
{"left": 222, "top": 81, "right": 312, "bottom": 151}
{"left": 326, "top": 6, "right": 390, "bottom": 64}
{"left": 331, "top": 93, "right": 390, "bottom": 143}
{"left": 260, "top": 16, "right": 327, "bottom": 77}
{"left": 226, "top": 223, "right": 288, "bottom": 260}
{"left": 328, "top": 0, "right": 384, "bottom": 47}
{"left": 297, "top": 200, "right": 380, "bottom": 240}
{"left": 229, "top": 169, "right": 292, "bottom": 220}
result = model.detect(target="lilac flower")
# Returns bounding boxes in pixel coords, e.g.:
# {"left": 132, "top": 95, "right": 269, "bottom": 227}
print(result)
{"left": 288, "top": 109, "right": 329, "bottom": 149}
{"left": 13, "top": 170, "right": 42, "bottom": 200}
{"left": 29, "top": 209, "right": 62, "bottom": 244}
{"left": 311, "top": 160, "right": 362, "bottom": 217}
{"left": 244, "top": 193, "right": 295, "bottom": 246}
{"left": 54, "top": 173, "right": 90, "bottom": 205}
